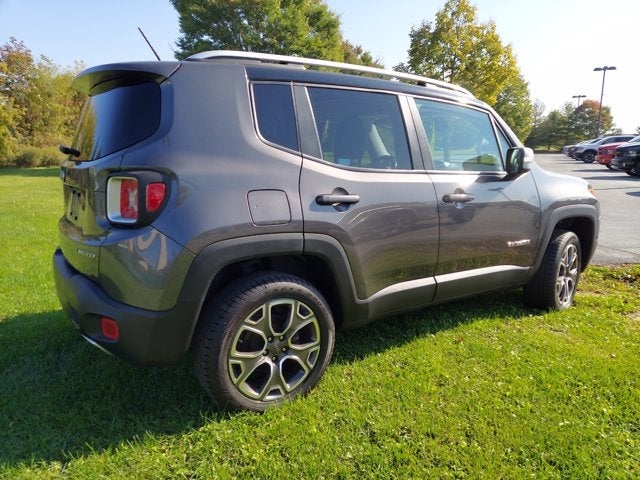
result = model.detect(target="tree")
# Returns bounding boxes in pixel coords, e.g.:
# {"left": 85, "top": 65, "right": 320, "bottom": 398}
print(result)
{"left": 171, "top": 0, "right": 341, "bottom": 60}
{"left": 0, "top": 37, "right": 34, "bottom": 155}
{"left": 171, "top": 0, "right": 380, "bottom": 66}
{"left": 341, "top": 40, "right": 383, "bottom": 68}
{"left": 0, "top": 37, "right": 84, "bottom": 164}
{"left": 574, "top": 99, "right": 613, "bottom": 138}
{"left": 396, "top": 0, "right": 533, "bottom": 140}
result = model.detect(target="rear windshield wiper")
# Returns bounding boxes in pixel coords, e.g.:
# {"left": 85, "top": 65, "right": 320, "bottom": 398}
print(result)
{"left": 59, "top": 145, "right": 81, "bottom": 158}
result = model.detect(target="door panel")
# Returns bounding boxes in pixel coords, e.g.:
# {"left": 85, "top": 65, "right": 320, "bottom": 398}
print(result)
{"left": 432, "top": 172, "right": 540, "bottom": 274}
{"left": 413, "top": 98, "right": 541, "bottom": 300}
{"left": 298, "top": 87, "right": 439, "bottom": 300}
{"left": 301, "top": 161, "right": 439, "bottom": 299}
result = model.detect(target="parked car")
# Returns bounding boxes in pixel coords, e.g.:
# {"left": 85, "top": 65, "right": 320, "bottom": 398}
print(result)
{"left": 564, "top": 139, "right": 591, "bottom": 158}
{"left": 597, "top": 135, "right": 640, "bottom": 169}
{"left": 611, "top": 139, "right": 640, "bottom": 176}
{"left": 53, "top": 51, "right": 600, "bottom": 411}
{"left": 574, "top": 135, "right": 636, "bottom": 162}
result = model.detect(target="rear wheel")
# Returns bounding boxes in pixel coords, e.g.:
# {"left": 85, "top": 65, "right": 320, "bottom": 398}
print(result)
{"left": 194, "top": 272, "right": 335, "bottom": 411}
{"left": 523, "top": 230, "right": 581, "bottom": 310}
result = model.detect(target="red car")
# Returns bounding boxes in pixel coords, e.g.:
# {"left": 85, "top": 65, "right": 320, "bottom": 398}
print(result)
{"left": 597, "top": 135, "right": 640, "bottom": 169}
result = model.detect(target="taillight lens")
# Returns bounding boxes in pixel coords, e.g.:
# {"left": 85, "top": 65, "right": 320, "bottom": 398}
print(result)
{"left": 107, "top": 172, "right": 167, "bottom": 225}
{"left": 120, "top": 179, "right": 139, "bottom": 220}
{"left": 146, "top": 183, "right": 166, "bottom": 212}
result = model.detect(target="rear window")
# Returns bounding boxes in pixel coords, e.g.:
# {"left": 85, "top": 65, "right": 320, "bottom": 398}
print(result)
{"left": 72, "top": 81, "right": 160, "bottom": 160}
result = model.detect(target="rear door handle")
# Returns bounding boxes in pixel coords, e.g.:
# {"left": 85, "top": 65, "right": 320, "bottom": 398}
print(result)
{"left": 442, "top": 192, "right": 474, "bottom": 204}
{"left": 315, "top": 194, "right": 360, "bottom": 205}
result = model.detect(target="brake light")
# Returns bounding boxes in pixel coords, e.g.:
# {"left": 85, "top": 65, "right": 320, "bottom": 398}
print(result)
{"left": 107, "top": 172, "right": 168, "bottom": 225}
{"left": 146, "top": 183, "right": 166, "bottom": 212}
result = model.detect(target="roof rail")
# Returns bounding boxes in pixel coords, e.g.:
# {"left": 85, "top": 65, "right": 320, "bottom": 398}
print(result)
{"left": 186, "top": 50, "right": 473, "bottom": 97}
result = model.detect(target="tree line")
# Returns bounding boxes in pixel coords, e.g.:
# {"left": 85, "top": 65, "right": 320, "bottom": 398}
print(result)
{"left": 0, "top": 38, "right": 85, "bottom": 167}
{"left": 0, "top": 0, "right": 631, "bottom": 167}
{"left": 527, "top": 99, "right": 640, "bottom": 151}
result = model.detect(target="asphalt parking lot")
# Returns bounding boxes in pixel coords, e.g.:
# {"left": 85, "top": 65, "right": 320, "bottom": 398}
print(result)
{"left": 534, "top": 153, "right": 640, "bottom": 265}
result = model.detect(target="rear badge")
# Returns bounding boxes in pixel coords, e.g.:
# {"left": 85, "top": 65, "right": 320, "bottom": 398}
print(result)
{"left": 76, "top": 248, "right": 96, "bottom": 259}
{"left": 507, "top": 239, "right": 531, "bottom": 248}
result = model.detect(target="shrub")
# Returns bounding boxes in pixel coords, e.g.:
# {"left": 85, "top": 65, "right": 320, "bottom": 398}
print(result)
{"left": 2, "top": 145, "right": 65, "bottom": 168}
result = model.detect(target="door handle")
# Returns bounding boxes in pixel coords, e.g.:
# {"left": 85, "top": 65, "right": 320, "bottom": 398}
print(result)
{"left": 442, "top": 192, "right": 474, "bottom": 204}
{"left": 315, "top": 194, "right": 360, "bottom": 205}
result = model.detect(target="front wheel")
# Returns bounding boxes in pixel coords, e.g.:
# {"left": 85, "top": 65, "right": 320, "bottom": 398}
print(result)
{"left": 523, "top": 230, "right": 581, "bottom": 310}
{"left": 582, "top": 151, "right": 595, "bottom": 163}
{"left": 625, "top": 164, "right": 640, "bottom": 177}
{"left": 194, "top": 272, "right": 335, "bottom": 411}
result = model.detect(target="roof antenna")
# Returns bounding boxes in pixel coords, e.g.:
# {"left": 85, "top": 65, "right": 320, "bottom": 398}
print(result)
{"left": 138, "top": 27, "right": 161, "bottom": 61}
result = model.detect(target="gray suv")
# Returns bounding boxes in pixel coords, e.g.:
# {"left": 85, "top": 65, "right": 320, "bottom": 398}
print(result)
{"left": 53, "top": 51, "right": 600, "bottom": 411}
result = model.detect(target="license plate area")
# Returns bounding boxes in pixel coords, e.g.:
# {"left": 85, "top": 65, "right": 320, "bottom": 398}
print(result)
{"left": 67, "top": 187, "right": 83, "bottom": 222}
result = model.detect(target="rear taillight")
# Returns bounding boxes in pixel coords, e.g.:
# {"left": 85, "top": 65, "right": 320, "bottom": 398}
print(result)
{"left": 146, "top": 182, "right": 166, "bottom": 212}
{"left": 107, "top": 172, "right": 168, "bottom": 225}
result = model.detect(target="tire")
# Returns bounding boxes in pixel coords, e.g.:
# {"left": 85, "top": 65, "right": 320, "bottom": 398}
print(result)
{"left": 523, "top": 230, "right": 581, "bottom": 310}
{"left": 582, "top": 151, "right": 595, "bottom": 163}
{"left": 193, "top": 272, "right": 335, "bottom": 411}
{"left": 626, "top": 164, "right": 640, "bottom": 177}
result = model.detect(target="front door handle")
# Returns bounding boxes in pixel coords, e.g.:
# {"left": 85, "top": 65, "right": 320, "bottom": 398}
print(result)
{"left": 442, "top": 192, "right": 474, "bottom": 204}
{"left": 315, "top": 194, "right": 360, "bottom": 205}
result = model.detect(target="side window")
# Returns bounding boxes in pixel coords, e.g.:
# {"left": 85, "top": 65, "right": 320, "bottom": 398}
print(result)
{"left": 252, "top": 83, "right": 299, "bottom": 151}
{"left": 415, "top": 98, "right": 504, "bottom": 172}
{"left": 307, "top": 87, "right": 411, "bottom": 170}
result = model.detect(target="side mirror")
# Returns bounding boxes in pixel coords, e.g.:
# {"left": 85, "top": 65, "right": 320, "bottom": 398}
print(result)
{"left": 505, "top": 147, "right": 525, "bottom": 174}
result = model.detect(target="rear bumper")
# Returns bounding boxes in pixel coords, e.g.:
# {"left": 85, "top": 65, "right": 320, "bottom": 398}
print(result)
{"left": 53, "top": 248, "right": 196, "bottom": 365}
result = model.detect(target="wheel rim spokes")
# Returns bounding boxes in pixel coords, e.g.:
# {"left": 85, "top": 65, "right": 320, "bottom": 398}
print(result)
{"left": 228, "top": 299, "right": 321, "bottom": 401}
{"left": 555, "top": 244, "right": 579, "bottom": 306}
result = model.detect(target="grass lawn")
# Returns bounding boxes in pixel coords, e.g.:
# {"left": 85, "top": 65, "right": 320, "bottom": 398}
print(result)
{"left": 1, "top": 167, "right": 638, "bottom": 479}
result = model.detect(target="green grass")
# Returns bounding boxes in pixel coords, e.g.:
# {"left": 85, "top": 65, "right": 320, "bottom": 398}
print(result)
{"left": 1, "top": 168, "right": 638, "bottom": 479}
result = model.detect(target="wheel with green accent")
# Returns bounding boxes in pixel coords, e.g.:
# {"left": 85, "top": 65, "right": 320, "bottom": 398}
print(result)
{"left": 194, "top": 272, "right": 335, "bottom": 411}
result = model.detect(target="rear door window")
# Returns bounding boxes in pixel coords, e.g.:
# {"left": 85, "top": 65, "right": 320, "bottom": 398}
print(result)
{"left": 306, "top": 87, "right": 412, "bottom": 170}
{"left": 72, "top": 81, "right": 160, "bottom": 161}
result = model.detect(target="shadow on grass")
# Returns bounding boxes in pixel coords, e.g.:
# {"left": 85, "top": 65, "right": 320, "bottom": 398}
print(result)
{"left": 0, "top": 289, "right": 528, "bottom": 466}
{"left": 333, "top": 289, "right": 527, "bottom": 363}
{"left": 0, "top": 310, "right": 218, "bottom": 466}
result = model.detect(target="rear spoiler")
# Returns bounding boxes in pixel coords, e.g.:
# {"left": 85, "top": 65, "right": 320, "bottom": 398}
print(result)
{"left": 73, "top": 62, "right": 181, "bottom": 95}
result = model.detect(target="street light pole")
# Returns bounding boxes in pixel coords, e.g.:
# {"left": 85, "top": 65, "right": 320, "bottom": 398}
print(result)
{"left": 571, "top": 94, "right": 586, "bottom": 138}
{"left": 572, "top": 94, "right": 586, "bottom": 108}
{"left": 593, "top": 66, "right": 616, "bottom": 137}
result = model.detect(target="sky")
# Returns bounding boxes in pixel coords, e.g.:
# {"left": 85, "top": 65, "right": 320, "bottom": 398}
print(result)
{"left": 1, "top": 0, "right": 638, "bottom": 134}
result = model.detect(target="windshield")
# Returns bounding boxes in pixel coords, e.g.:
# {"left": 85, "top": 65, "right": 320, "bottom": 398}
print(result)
{"left": 71, "top": 81, "right": 160, "bottom": 161}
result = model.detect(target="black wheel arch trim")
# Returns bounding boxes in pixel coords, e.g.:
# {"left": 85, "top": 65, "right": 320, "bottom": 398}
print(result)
{"left": 178, "top": 233, "right": 306, "bottom": 343}
{"left": 527, "top": 204, "right": 599, "bottom": 282}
